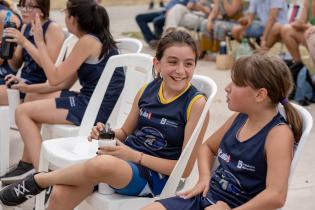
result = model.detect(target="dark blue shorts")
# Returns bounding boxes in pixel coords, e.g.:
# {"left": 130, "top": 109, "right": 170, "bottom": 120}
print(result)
{"left": 158, "top": 194, "right": 216, "bottom": 210}
{"left": 113, "top": 161, "right": 168, "bottom": 197}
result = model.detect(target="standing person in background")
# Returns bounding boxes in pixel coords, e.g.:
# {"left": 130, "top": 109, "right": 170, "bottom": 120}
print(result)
{"left": 136, "top": 0, "right": 189, "bottom": 48}
{"left": 142, "top": 52, "right": 302, "bottom": 210}
{"left": 232, "top": 0, "right": 288, "bottom": 49}
{"left": 0, "top": 0, "right": 64, "bottom": 105}
{"left": 0, "top": 31, "right": 208, "bottom": 210}
{"left": 0, "top": 0, "right": 125, "bottom": 184}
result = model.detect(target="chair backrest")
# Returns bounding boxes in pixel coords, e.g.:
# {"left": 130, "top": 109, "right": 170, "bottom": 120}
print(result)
{"left": 55, "top": 34, "right": 78, "bottom": 65}
{"left": 278, "top": 103, "right": 313, "bottom": 183}
{"left": 77, "top": 53, "right": 153, "bottom": 136}
{"left": 115, "top": 38, "right": 143, "bottom": 54}
{"left": 159, "top": 75, "right": 217, "bottom": 199}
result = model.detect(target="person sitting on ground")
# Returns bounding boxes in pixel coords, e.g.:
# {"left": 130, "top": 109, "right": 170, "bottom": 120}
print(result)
{"left": 232, "top": 0, "right": 288, "bottom": 49}
{"left": 281, "top": 0, "right": 315, "bottom": 63}
{"left": 199, "top": 0, "right": 243, "bottom": 57}
{"left": 0, "top": 0, "right": 64, "bottom": 105}
{"left": 0, "top": 0, "right": 125, "bottom": 185}
{"left": 0, "top": 30, "right": 208, "bottom": 210}
{"left": 136, "top": 0, "right": 189, "bottom": 49}
{"left": 163, "top": 0, "right": 212, "bottom": 34}
{"left": 142, "top": 52, "right": 302, "bottom": 210}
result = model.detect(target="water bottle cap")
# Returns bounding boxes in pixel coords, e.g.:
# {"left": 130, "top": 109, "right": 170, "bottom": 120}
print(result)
{"left": 4, "top": 10, "right": 11, "bottom": 23}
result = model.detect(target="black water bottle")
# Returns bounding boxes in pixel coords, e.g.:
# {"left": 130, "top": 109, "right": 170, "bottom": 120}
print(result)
{"left": 1, "top": 11, "right": 17, "bottom": 59}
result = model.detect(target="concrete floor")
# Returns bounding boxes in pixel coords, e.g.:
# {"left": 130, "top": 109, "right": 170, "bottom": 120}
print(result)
{"left": 1, "top": 4, "right": 315, "bottom": 210}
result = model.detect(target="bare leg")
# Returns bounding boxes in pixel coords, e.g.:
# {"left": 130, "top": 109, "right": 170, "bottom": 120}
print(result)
{"left": 36, "top": 155, "right": 133, "bottom": 209}
{"left": 23, "top": 90, "right": 61, "bottom": 103}
{"left": 16, "top": 98, "right": 71, "bottom": 169}
{"left": 142, "top": 202, "right": 166, "bottom": 210}
{"left": 47, "top": 185, "right": 93, "bottom": 210}
{"left": 265, "top": 23, "right": 284, "bottom": 49}
{"left": 231, "top": 25, "right": 245, "bottom": 42}
{"left": 281, "top": 25, "right": 307, "bottom": 62}
{"left": 0, "top": 85, "right": 8, "bottom": 105}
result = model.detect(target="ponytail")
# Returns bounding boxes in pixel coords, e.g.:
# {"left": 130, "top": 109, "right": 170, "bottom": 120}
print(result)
{"left": 66, "top": 0, "right": 116, "bottom": 59}
{"left": 283, "top": 103, "right": 303, "bottom": 143}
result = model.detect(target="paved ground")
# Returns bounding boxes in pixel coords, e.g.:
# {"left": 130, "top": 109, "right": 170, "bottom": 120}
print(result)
{"left": 2, "top": 4, "right": 315, "bottom": 210}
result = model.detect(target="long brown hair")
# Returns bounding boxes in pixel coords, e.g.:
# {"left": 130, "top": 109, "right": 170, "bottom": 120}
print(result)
{"left": 231, "top": 52, "right": 303, "bottom": 142}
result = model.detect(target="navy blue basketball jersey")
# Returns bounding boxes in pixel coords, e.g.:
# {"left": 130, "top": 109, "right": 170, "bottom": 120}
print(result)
{"left": 208, "top": 113, "right": 288, "bottom": 208}
{"left": 125, "top": 78, "right": 206, "bottom": 160}
{"left": 20, "top": 20, "right": 52, "bottom": 84}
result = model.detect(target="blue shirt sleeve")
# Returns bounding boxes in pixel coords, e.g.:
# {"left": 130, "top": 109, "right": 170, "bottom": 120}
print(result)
{"left": 165, "top": 0, "right": 190, "bottom": 10}
{"left": 247, "top": 0, "right": 256, "bottom": 14}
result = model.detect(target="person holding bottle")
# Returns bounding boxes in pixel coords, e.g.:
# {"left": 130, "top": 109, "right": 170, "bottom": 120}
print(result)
{"left": 0, "top": 0, "right": 125, "bottom": 185}
{"left": 142, "top": 52, "right": 302, "bottom": 210}
{"left": 0, "top": 0, "right": 65, "bottom": 105}
{"left": 0, "top": 30, "right": 208, "bottom": 210}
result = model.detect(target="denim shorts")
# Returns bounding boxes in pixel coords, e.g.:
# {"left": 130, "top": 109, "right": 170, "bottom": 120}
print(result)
{"left": 244, "top": 21, "right": 264, "bottom": 39}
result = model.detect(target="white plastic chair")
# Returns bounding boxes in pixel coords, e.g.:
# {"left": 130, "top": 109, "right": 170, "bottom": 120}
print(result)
{"left": 34, "top": 75, "right": 217, "bottom": 210}
{"left": 181, "top": 103, "right": 313, "bottom": 210}
{"left": 35, "top": 53, "right": 154, "bottom": 210}
{"left": 41, "top": 37, "right": 143, "bottom": 140}
{"left": 0, "top": 34, "right": 78, "bottom": 177}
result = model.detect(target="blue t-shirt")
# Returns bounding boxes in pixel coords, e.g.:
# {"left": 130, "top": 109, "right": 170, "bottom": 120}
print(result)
{"left": 207, "top": 112, "right": 287, "bottom": 208}
{"left": 125, "top": 78, "right": 205, "bottom": 160}
{"left": 247, "top": 0, "right": 288, "bottom": 25}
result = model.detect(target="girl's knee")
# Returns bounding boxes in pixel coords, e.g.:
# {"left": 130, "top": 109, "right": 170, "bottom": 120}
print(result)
{"left": 85, "top": 155, "right": 118, "bottom": 178}
{"left": 281, "top": 25, "right": 293, "bottom": 36}
{"left": 48, "top": 186, "right": 64, "bottom": 206}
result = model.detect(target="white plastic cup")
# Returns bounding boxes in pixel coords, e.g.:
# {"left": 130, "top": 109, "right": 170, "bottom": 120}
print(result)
{"left": 98, "top": 183, "right": 115, "bottom": 195}
{"left": 98, "top": 139, "right": 117, "bottom": 147}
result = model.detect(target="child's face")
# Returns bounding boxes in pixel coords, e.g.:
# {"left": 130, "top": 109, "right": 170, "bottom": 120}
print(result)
{"left": 19, "top": 0, "right": 43, "bottom": 24}
{"left": 154, "top": 44, "right": 196, "bottom": 95}
{"left": 224, "top": 81, "right": 258, "bottom": 112}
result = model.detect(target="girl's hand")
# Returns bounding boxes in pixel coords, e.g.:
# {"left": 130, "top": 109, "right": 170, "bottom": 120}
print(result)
{"left": 88, "top": 122, "right": 105, "bottom": 141}
{"left": 4, "top": 28, "right": 26, "bottom": 46}
{"left": 205, "top": 201, "right": 231, "bottom": 210}
{"left": 305, "top": 27, "right": 315, "bottom": 40}
{"left": 177, "top": 176, "right": 211, "bottom": 199}
{"left": 31, "top": 13, "right": 44, "bottom": 46}
{"left": 97, "top": 140, "right": 141, "bottom": 162}
{"left": 4, "top": 74, "right": 28, "bottom": 92}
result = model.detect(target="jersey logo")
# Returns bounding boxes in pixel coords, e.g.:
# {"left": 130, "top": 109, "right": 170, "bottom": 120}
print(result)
{"left": 160, "top": 118, "right": 178, "bottom": 128}
{"left": 218, "top": 148, "right": 231, "bottom": 163}
{"left": 141, "top": 127, "right": 167, "bottom": 151}
{"left": 139, "top": 108, "right": 152, "bottom": 120}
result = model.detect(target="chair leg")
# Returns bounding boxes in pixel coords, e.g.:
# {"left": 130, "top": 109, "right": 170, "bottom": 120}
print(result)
{"left": 0, "top": 106, "right": 10, "bottom": 176}
{"left": 35, "top": 150, "right": 49, "bottom": 210}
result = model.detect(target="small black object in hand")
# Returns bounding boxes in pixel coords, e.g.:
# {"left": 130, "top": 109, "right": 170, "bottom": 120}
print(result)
{"left": 6, "top": 79, "right": 19, "bottom": 89}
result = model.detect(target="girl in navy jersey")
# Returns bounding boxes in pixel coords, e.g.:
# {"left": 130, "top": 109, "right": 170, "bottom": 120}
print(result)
{"left": 0, "top": 0, "right": 64, "bottom": 105}
{"left": 0, "top": 0, "right": 125, "bottom": 184}
{"left": 0, "top": 30, "right": 208, "bottom": 210}
{"left": 142, "top": 52, "right": 303, "bottom": 210}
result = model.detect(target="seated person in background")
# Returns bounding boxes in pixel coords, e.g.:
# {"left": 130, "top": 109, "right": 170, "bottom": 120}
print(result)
{"left": 136, "top": 0, "right": 189, "bottom": 48}
{"left": 199, "top": 0, "right": 243, "bottom": 56}
{"left": 0, "top": 0, "right": 125, "bottom": 184}
{"left": 281, "top": 0, "right": 315, "bottom": 63}
{"left": 0, "top": 31, "right": 208, "bottom": 210}
{"left": 163, "top": 0, "right": 212, "bottom": 34}
{"left": 142, "top": 52, "right": 302, "bottom": 210}
{"left": 232, "top": 0, "right": 288, "bottom": 49}
{"left": 0, "top": 0, "right": 64, "bottom": 105}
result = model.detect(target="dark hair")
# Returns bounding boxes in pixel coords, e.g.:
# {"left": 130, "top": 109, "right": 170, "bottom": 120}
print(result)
{"left": 66, "top": 0, "right": 116, "bottom": 58}
{"left": 0, "top": 0, "right": 11, "bottom": 8}
{"left": 153, "top": 30, "right": 198, "bottom": 78}
{"left": 18, "top": 0, "right": 50, "bottom": 19}
{"left": 232, "top": 52, "right": 303, "bottom": 142}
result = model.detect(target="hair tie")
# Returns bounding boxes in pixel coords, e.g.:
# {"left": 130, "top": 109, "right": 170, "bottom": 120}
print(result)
{"left": 280, "top": 98, "right": 289, "bottom": 106}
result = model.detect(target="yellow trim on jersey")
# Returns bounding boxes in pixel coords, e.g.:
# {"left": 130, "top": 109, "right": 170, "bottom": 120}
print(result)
{"left": 139, "top": 83, "right": 148, "bottom": 98}
{"left": 158, "top": 81, "right": 191, "bottom": 104}
{"left": 186, "top": 94, "right": 207, "bottom": 121}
